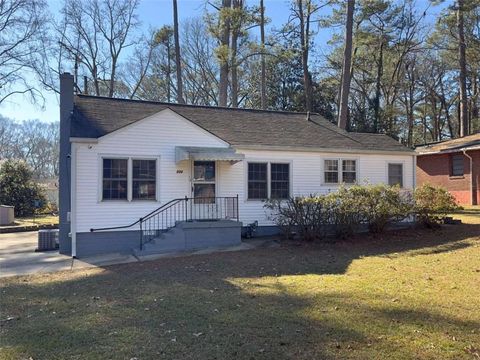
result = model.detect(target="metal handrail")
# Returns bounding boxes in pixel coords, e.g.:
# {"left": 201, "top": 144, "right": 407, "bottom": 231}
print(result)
{"left": 89, "top": 197, "right": 187, "bottom": 232}
{"left": 90, "top": 195, "right": 239, "bottom": 251}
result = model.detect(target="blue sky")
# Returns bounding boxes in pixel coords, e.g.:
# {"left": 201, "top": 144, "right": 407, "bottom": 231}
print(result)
{"left": 0, "top": 0, "right": 446, "bottom": 123}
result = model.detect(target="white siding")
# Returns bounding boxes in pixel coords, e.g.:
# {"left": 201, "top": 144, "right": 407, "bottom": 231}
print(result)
{"left": 74, "top": 109, "right": 228, "bottom": 232}
{"left": 217, "top": 149, "right": 415, "bottom": 226}
{"left": 74, "top": 111, "right": 415, "bottom": 232}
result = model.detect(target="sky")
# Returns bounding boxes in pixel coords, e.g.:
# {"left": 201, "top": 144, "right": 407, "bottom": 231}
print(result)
{"left": 0, "top": 0, "right": 447, "bottom": 124}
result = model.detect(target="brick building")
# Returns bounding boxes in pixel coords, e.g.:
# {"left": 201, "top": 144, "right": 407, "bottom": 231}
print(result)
{"left": 416, "top": 133, "right": 480, "bottom": 205}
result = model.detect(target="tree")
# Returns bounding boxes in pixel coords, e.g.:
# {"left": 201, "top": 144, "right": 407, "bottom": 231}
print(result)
{"left": 0, "top": 117, "right": 59, "bottom": 179}
{"left": 338, "top": 0, "right": 355, "bottom": 129}
{"left": 0, "top": 159, "right": 47, "bottom": 216}
{"left": 153, "top": 26, "right": 174, "bottom": 102}
{"left": 286, "top": 0, "right": 325, "bottom": 112}
{"left": 457, "top": 0, "right": 469, "bottom": 136}
{"left": 57, "top": 0, "right": 140, "bottom": 97}
{"left": 173, "top": 0, "right": 185, "bottom": 104}
{"left": 0, "top": 0, "right": 49, "bottom": 105}
{"left": 259, "top": 0, "right": 266, "bottom": 109}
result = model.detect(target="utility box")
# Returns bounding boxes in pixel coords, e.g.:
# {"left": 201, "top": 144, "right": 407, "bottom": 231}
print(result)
{"left": 37, "top": 229, "right": 59, "bottom": 251}
{"left": 0, "top": 205, "right": 14, "bottom": 225}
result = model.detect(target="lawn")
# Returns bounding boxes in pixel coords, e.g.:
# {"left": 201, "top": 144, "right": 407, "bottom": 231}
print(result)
{"left": 12, "top": 214, "right": 59, "bottom": 227}
{"left": 1, "top": 210, "right": 479, "bottom": 359}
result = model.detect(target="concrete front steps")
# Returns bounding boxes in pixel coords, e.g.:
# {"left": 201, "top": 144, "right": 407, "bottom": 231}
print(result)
{"left": 133, "top": 220, "right": 242, "bottom": 257}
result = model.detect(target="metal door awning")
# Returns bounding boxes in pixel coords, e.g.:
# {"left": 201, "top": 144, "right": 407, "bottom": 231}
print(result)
{"left": 175, "top": 146, "right": 245, "bottom": 164}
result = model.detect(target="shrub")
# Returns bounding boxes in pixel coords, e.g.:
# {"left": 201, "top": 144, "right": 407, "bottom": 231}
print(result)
{"left": 360, "top": 184, "right": 414, "bottom": 233}
{"left": 324, "top": 186, "right": 366, "bottom": 238}
{"left": 414, "top": 184, "right": 459, "bottom": 227}
{"left": 0, "top": 159, "right": 47, "bottom": 216}
{"left": 264, "top": 184, "right": 455, "bottom": 241}
{"left": 264, "top": 196, "right": 328, "bottom": 240}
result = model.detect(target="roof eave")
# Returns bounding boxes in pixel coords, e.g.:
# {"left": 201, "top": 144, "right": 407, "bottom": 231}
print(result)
{"left": 416, "top": 145, "right": 480, "bottom": 155}
{"left": 233, "top": 144, "right": 415, "bottom": 155}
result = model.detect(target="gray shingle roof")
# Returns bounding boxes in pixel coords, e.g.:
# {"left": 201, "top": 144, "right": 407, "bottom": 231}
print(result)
{"left": 415, "top": 133, "right": 480, "bottom": 154}
{"left": 71, "top": 95, "right": 413, "bottom": 153}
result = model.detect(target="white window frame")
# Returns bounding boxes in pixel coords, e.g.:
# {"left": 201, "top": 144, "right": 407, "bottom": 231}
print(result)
{"left": 387, "top": 162, "right": 404, "bottom": 188}
{"left": 322, "top": 157, "right": 359, "bottom": 185}
{"left": 245, "top": 160, "right": 293, "bottom": 201}
{"left": 132, "top": 158, "right": 159, "bottom": 201}
{"left": 98, "top": 155, "right": 160, "bottom": 202}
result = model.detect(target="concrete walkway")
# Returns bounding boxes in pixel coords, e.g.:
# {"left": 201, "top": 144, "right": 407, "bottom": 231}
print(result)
{"left": 0, "top": 232, "right": 279, "bottom": 278}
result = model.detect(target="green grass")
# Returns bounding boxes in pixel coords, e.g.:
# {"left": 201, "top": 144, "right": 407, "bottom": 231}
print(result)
{"left": 1, "top": 213, "right": 479, "bottom": 359}
{"left": 12, "top": 214, "right": 59, "bottom": 227}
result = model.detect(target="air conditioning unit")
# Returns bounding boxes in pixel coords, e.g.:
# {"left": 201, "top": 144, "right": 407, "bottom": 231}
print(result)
{"left": 37, "top": 229, "right": 59, "bottom": 251}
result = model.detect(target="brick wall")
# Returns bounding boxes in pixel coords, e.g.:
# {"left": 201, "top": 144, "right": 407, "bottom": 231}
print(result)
{"left": 416, "top": 150, "right": 479, "bottom": 205}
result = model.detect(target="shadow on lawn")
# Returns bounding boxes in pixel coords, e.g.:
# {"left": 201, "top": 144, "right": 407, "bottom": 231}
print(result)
{"left": 1, "top": 224, "right": 479, "bottom": 359}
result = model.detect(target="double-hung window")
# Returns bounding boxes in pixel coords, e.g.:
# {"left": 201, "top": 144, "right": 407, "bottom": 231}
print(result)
{"left": 248, "top": 162, "right": 290, "bottom": 200}
{"left": 102, "top": 158, "right": 157, "bottom": 201}
{"left": 388, "top": 163, "right": 403, "bottom": 187}
{"left": 248, "top": 163, "right": 268, "bottom": 199}
{"left": 271, "top": 163, "right": 290, "bottom": 199}
{"left": 324, "top": 159, "right": 357, "bottom": 184}
{"left": 451, "top": 155, "right": 464, "bottom": 176}
{"left": 102, "top": 159, "right": 128, "bottom": 200}
{"left": 132, "top": 160, "right": 156, "bottom": 200}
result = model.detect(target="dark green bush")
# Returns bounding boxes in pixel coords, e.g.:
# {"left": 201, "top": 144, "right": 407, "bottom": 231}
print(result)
{"left": 0, "top": 159, "right": 47, "bottom": 216}
{"left": 359, "top": 184, "right": 413, "bottom": 233}
{"left": 264, "top": 195, "right": 329, "bottom": 240}
{"left": 414, "top": 184, "right": 459, "bottom": 227}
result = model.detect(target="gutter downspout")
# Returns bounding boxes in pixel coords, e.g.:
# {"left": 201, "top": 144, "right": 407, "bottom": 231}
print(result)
{"left": 462, "top": 150, "right": 474, "bottom": 206}
{"left": 412, "top": 154, "right": 417, "bottom": 190}
{"left": 70, "top": 142, "right": 77, "bottom": 258}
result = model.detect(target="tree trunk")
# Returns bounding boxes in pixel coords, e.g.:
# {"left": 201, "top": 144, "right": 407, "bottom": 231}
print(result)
{"left": 173, "top": 0, "right": 185, "bottom": 104}
{"left": 373, "top": 40, "right": 384, "bottom": 133}
{"left": 231, "top": 26, "right": 239, "bottom": 108}
{"left": 338, "top": 0, "right": 355, "bottom": 130}
{"left": 167, "top": 41, "right": 171, "bottom": 102}
{"left": 457, "top": 0, "right": 468, "bottom": 137}
{"left": 219, "top": 0, "right": 231, "bottom": 107}
{"left": 260, "top": 0, "right": 266, "bottom": 109}
{"left": 230, "top": 0, "right": 243, "bottom": 108}
{"left": 298, "top": 0, "right": 313, "bottom": 112}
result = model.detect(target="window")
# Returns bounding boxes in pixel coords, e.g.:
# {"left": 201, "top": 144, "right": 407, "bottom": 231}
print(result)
{"left": 271, "top": 163, "right": 290, "bottom": 199}
{"left": 193, "top": 161, "right": 215, "bottom": 203}
{"left": 324, "top": 160, "right": 339, "bottom": 183}
{"left": 451, "top": 155, "right": 464, "bottom": 176}
{"left": 102, "top": 158, "right": 128, "bottom": 200}
{"left": 132, "top": 160, "right": 156, "bottom": 200}
{"left": 342, "top": 160, "right": 356, "bottom": 184}
{"left": 324, "top": 159, "right": 357, "bottom": 184}
{"left": 388, "top": 163, "right": 403, "bottom": 187}
{"left": 248, "top": 163, "right": 268, "bottom": 199}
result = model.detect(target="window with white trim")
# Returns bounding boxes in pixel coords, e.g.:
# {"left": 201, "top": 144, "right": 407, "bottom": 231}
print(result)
{"left": 247, "top": 162, "right": 290, "bottom": 200}
{"left": 248, "top": 163, "right": 268, "bottom": 199}
{"left": 342, "top": 160, "right": 356, "bottom": 184}
{"left": 102, "top": 157, "right": 157, "bottom": 201}
{"left": 324, "top": 159, "right": 357, "bottom": 184}
{"left": 324, "top": 160, "right": 339, "bottom": 183}
{"left": 102, "top": 158, "right": 128, "bottom": 200}
{"left": 388, "top": 163, "right": 403, "bottom": 187}
{"left": 271, "top": 163, "right": 290, "bottom": 199}
{"left": 132, "top": 159, "right": 156, "bottom": 200}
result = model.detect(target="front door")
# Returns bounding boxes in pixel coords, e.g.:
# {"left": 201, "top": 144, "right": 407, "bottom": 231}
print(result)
{"left": 191, "top": 161, "right": 217, "bottom": 220}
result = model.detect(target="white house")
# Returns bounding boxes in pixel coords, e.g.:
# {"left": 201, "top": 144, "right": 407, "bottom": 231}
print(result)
{"left": 58, "top": 73, "right": 416, "bottom": 257}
